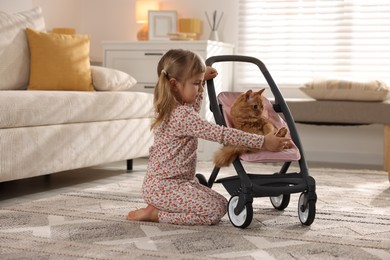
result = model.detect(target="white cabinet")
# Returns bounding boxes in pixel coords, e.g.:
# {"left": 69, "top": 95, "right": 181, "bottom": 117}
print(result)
{"left": 102, "top": 41, "right": 233, "bottom": 93}
{"left": 102, "top": 40, "right": 235, "bottom": 160}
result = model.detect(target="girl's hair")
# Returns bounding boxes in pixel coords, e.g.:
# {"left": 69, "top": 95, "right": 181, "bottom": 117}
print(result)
{"left": 151, "top": 49, "right": 206, "bottom": 129}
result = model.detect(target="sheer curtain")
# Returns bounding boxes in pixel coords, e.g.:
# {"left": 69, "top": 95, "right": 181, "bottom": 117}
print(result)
{"left": 236, "top": 0, "right": 390, "bottom": 92}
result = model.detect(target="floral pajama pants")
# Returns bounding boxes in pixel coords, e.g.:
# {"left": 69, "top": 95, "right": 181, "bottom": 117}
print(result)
{"left": 142, "top": 174, "right": 228, "bottom": 225}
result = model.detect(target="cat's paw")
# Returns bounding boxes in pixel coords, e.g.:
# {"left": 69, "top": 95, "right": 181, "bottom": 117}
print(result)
{"left": 275, "top": 127, "right": 288, "bottom": 137}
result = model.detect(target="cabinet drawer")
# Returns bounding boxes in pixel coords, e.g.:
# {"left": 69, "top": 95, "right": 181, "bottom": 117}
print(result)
{"left": 104, "top": 50, "right": 164, "bottom": 83}
{"left": 132, "top": 83, "right": 156, "bottom": 93}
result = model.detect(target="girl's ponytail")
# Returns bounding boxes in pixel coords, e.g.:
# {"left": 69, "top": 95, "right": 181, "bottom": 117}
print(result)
{"left": 151, "top": 67, "right": 176, "bottom": 129}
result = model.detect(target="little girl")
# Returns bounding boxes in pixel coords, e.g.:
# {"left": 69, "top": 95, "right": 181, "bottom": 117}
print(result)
{"left": 128, "top": 49, "right": 291, "bottom": 225}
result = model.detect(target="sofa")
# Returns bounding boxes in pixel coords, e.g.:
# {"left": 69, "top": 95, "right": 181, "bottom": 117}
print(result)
{"left": 0, "top": 7, "right": 154, "bottom": 182}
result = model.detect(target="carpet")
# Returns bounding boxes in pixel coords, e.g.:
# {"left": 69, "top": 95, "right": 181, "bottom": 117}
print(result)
{"left": 0, "top": 162, "right": 389, "bottom": 259}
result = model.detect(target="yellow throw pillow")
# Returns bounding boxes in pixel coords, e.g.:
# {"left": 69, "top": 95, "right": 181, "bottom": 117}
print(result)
{"left": 26, "top": 28, "right": 94, "bottom": 91}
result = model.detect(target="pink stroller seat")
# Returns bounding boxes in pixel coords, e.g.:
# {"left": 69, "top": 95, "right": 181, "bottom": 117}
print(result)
{"left": 218, "top": 91, "right": 301, "bottom": 162}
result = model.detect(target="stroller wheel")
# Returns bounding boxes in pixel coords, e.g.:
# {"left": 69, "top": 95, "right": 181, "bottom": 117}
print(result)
{"left": 195, "top": 174, "right": 208, "bottom": 187}
{"left": 270, "top": 194, "right": 290, "bottom": 210}
{"left": 227, "top": 196, "right": 253, "bottom": 229}
{"left": 298, "top": 192, "right": 316, "bottom": 226}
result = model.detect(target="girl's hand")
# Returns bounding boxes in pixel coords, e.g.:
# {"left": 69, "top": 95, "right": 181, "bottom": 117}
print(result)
{"left": 204, "top": 66, "right": 218, "bottom": 81}
{"left": 262, "top": 131, "right": 291, "bottom": 152}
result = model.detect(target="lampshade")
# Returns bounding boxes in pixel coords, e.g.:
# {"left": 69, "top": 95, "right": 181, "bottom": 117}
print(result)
{"left": 136, "top": 0, "right": 159, "bottom": 24}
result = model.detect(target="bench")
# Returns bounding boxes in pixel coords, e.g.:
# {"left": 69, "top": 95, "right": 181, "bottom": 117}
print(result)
{"left": 285, "top": 98, "right": 390, "bottom": 182}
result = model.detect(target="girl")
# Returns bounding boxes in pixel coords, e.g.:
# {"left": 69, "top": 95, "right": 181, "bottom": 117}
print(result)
{"left": 128, "top": 49, "right": 291, "bottom": 225}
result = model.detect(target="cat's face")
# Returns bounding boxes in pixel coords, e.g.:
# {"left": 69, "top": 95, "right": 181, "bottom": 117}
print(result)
{"left": 231, "top": 89, "right": 265, "bottom": 118}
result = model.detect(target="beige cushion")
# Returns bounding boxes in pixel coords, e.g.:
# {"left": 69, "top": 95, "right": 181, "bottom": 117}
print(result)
{"left": 300, "top": 79, "right": 389, "bottom": 102}
{"left": 91, "top": 66, "right": 137, "bottom": 91}
{"left": 0, "top": 91, "right": 154, "bottom": 128}
{"left": 26, "top": 28, "right": 94, "bottom": 91}
{"left": 0, "top": 7, "right": 45, "bottom": 90}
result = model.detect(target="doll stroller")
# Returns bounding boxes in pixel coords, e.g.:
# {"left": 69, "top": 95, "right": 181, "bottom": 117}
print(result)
{"left": 196, "top": 55, "right": 317, "bottom": 229}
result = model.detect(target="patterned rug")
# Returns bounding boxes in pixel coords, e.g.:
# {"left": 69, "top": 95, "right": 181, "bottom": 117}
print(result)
{"left": 0, "top": 162, "right": 389, "bottom": 259}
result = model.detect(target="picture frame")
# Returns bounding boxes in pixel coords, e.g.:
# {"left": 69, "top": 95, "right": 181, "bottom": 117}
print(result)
{"left": 148, "top": 10, "right": 177, "bottom": 40}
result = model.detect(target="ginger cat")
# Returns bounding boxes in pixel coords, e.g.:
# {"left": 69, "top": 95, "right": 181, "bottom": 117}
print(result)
{"left": 213, "top": 89, "right": 288, "bottom": 167}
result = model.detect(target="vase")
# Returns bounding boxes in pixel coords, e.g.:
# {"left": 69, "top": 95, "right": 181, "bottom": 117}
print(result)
{"left": 209, "top": 30, "right": 219, "bottom": 41}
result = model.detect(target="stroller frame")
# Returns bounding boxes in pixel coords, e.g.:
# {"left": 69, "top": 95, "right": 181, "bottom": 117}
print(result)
{"left": 201, "top": 55, "right": 317, "bottom": 228}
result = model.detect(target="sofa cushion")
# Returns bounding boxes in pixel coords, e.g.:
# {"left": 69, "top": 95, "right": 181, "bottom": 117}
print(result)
{"left": 26, "top": 28, "right": 94, "bottom": 91}
{"left": 0, "top": 7, "right": 45, "bottom": 90}
{"left": 0, "top": 91, "right": 154, "bottom": 129}
{"left": 91, "top": 66, "right": 137, "bottom": 91}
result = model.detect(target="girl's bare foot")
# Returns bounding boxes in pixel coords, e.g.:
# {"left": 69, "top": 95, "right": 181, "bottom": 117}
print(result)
{"left": 127, "top": 204, "right": 159, "bottom": 222}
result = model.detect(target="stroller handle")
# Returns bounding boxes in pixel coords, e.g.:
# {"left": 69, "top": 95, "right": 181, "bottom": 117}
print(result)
{"left": 206, "top": 55, "right": 283, "bottom": 104}
{"left": 205, "top": 55, "right": 309, "bottom": 174}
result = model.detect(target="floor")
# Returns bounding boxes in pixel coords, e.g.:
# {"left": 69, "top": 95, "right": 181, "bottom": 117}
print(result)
{"left": 0, "top": 158, "right": 383, "bottom": 208}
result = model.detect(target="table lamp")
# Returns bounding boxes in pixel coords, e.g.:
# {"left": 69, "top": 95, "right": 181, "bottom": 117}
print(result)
{"left": 136, "top": 0, "right": 159, "bottom": 41}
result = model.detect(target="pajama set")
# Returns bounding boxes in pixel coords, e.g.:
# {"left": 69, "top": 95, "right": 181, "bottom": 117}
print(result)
{"left": 142, "top": 93, "right": 264, "bottom": 225}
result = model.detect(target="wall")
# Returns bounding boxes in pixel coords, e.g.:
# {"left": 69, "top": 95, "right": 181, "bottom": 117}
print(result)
{"left": 33, "top": 0, "right": 238, "bottom": 62}
{"left": 0, "top": 0, "right": 31, "bottom": 12}
{"left": 297, "top": 124, "right": 383, "bottom": 168}
{"left": 33, "top": 0, "right": 81, "bottom": 31}
{"left": 0, "top": 0, "right": 384, "bottom": 168}
{"left": 1, "top": 0, "right": 236, "bottom": 61}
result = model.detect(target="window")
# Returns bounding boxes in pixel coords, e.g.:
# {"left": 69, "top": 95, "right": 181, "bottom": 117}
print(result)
{"left": 237, "top": 0, "right": 390, "bottom": 92}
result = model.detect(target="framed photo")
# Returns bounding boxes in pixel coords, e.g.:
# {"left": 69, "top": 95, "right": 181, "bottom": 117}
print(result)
{"left": 148, "top": 11, "right": 177, "bottom": 40}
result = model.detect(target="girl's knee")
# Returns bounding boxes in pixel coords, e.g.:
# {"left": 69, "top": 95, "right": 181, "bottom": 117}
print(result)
{"left": 208, "top": 211, "right": 226, "bottom": 225}
{"left": 208, "top": 199, "right": 227, "bottom": 225}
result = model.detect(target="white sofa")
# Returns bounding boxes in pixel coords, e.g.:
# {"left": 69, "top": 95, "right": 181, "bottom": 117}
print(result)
{"left": 0, "top": 7, "right": 154, "bottom": 182}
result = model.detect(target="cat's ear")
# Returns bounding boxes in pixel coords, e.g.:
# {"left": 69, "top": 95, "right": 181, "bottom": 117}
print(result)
{"left": 258, "top": 88, "right": 265, "bottom": 95}
{"left": 244, "top": 90, "right": 253, "bottom": 100}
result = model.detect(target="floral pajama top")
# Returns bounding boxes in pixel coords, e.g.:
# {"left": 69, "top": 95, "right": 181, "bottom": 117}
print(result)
{"left": 142, "top": 93, "right": 264, "bottom": 225}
